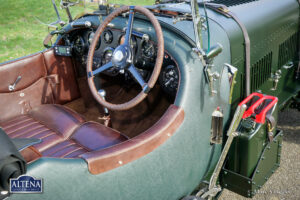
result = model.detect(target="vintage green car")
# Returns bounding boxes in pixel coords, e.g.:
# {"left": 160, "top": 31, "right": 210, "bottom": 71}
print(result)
{"left": 0, "top": 0, "right": 299, "bottom": 199}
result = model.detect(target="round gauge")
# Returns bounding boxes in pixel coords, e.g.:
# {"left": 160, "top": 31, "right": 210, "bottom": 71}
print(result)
{"left": 102, "top": 47, "right": 114, "bottom": 65}
{"left": 88, "top": 31, "right": 101, "bottom": 50}
{"left": 159, "top": 65, "right": 179, "bottom": 96}
{"left": 119, "top": 35, "right": 137, "bottom": 50}
{"left": 141, "top": 41, "right": 155, "bottom": 58}
{"left": 73, "top": 35, "right": 85, "bottom": 55}
{"left": 103, "top": 30, "right": 113, "bottom": 44}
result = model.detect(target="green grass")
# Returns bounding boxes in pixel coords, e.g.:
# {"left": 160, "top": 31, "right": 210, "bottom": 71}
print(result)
{"left": 0, "top": 0, "right": 154, "bottom": 63}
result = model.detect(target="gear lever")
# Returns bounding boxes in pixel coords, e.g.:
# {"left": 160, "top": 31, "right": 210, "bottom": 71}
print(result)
{"left": 98, "top": 89, "right": 109, "bottom": 115}
{"left": 98, "top": 89, "right": 111, "bottom": 127}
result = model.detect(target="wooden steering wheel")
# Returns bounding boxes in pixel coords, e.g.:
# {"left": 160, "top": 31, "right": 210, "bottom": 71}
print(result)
{"left": 87, "top": 6, "right": 164, "bottom": 111}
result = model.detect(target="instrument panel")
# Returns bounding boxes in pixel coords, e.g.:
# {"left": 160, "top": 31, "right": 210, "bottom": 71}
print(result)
{"left": 68, "top": 28, "right": 180, "bottom": 96}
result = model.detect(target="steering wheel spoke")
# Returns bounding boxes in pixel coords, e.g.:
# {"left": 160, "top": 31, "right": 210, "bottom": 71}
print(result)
{"left": 128, "top": 65, "right": 150, "bottom": 93}
{"left": 89, "top": 61, "right": 113, "bottom": 77}
{"left": 124, "top": 7, "right": 135, "bottom": 46}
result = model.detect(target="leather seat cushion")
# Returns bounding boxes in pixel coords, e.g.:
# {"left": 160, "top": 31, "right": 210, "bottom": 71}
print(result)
{"left": 0, "top": 104, "right": 85, "bottom": 152}
{"left": 0, "top": 115, "right": 64, "bottom": 152}
{"left": 41, "top": 122, "right": 128, "bottom": 158}
{"left": 72, "top": 122, "right": 128, "bottom": 151}
{"left": 28, "top": 104, "right": 85, "bottom": 139}
{"left": 0, "top": 104, "right": 128, "bottom": 159}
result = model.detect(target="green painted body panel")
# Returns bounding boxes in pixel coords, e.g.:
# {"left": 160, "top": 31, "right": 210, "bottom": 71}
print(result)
{"left": 207, "top": 0, "right": 300, "bottom": 106}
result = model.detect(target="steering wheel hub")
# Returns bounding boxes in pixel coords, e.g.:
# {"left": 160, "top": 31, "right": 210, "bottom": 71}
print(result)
{"left": 112, "top": 45, "right": 131, "bottom": 68}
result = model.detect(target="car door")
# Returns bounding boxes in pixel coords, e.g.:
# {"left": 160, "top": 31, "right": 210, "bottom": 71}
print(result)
{"left": 0, "top": 49, "right": 80, "bottom": 121}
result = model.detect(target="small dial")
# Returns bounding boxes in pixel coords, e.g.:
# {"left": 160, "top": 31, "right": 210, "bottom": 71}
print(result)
{"left": 141, "top": 41, "right": 155, "bottom": 58}
{"left": 88, "top": 31, "right": 101, "bottom": 50}
{"left": 159, "top": 65, "right": 179, "bottom": 96}
{"left": 73, "top": 35, "right": 85, "bottom": 55}
{"left": 102, "top": 47, "right": 114, "bottom": 65}
{"left": 103, "top": 30, "right": 113, "bottom": 44}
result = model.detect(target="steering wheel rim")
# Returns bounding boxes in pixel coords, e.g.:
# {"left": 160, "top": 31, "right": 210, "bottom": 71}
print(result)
{"left": 87, "top": 6, "right": 164, "bottom": 111}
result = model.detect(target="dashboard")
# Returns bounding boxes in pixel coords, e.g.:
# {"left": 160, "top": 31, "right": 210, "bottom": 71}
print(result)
{"left": 60, "top": 28, "right": 180, "bottom": 96}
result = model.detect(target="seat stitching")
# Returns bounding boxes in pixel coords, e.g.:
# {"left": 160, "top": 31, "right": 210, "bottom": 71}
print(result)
{"left": 0, "top": 116, "right": 31, "bottom": 128}
{"left": 60, "top": 146, "right": 84, "bottom": 158}
{"left": 69, "top": 138, "right": 91, "bottom": 152}
{"left": 7, "top": 122, "right": 43, "bottom": 135}
{"left": 12, "top": 126, "right": 49, "bottom": 138}
{"left": 39, "top": 132, "right": 57, "bottom": 139}
{"left": 27, "top": 111, "right": 64, "bottom": 137}
{"left": 64, "top": 149, "right": 87, "bottom": 158}
{"left": 45, "top": 142, "right": 77, "bottom": 156}
{"left": 22, "top": 129, "right": 52, "bottom": 139}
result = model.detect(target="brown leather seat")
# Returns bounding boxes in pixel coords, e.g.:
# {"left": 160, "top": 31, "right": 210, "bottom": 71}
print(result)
{"left": 0, "top": 104, "right": 128, "bottom": 158}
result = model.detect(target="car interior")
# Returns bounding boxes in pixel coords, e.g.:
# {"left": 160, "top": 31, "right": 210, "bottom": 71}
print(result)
{"left": 0, "top": 7, "right": 184, "bottom": 173}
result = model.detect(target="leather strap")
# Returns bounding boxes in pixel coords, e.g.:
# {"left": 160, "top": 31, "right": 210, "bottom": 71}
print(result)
{"left": 266, "top": 114, "right": 276, "bottom": 130}
{"left": 46, "top": 75, "right": 59, "bottom": 103}
{"left": 204, "top": 3, "right": 251, "bottom": 97}
{"left": 47, "top": 74, "right": 60, "bottom": 86}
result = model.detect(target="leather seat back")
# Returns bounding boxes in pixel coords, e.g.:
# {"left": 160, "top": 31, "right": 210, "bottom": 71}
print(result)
{"left": 0, "top": 49, "right": 80, "bottom": 122}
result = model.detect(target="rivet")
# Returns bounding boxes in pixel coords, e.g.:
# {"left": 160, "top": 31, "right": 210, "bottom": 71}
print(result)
{"left": 20, "top": 93, "right": 25, "bottom": 97}
{"left": 224, "top": 171, "right": 228, "bottom": 175}
{"left": 118, "top": 161, "right": 123, "bottom": 165}
{"left": 224, "top": 184, "right": 228, "bottom": 187}
{"left": 167, "top": 133, "right": 171, "bottom": 137}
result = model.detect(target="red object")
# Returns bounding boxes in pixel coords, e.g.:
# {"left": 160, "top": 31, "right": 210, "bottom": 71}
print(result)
{"left": 239, "top": 93, "right": 278, "bottom": 124}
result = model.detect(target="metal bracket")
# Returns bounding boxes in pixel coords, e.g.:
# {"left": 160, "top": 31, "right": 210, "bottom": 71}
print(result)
{"left": 270, "top": 70, "right": 282, "bottom": 91}
{"left": 191, "top": 0, "right": 207, "bottom": 65}
{"left": 172, "top": 13, "right": 191, "bottom": 24}
{"left": 225, "top": 64, "right": 238, "bottom": 104}
{"left": 204, "top": 64, "right": 220, "bottom": 96}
